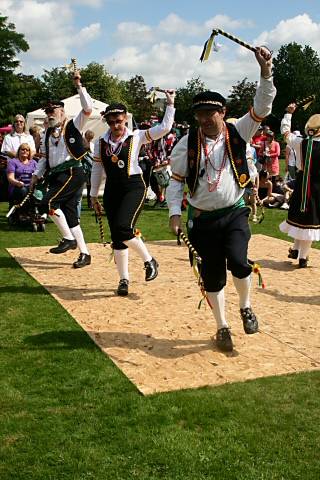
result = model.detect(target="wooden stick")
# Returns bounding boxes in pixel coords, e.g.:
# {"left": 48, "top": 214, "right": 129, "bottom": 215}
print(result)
{"left": 211, "top": 28, "right": 272, "bottom": 59}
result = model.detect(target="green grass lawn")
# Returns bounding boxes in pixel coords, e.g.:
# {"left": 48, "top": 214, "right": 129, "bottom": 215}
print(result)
{"left": 1, "top": 200, "right": 320, "bottom": 480}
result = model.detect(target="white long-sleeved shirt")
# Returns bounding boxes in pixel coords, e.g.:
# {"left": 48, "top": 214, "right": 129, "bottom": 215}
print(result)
{"left": 1, "top": 132, "right": 35, "bottom": 156}
{"left": 34, "top": 86, "right": 92, "bottom": 178}
{"left": 166, "top": 76, "right": 276, "bottom": 216}
{"left": 90, "top": 105, "right": 175, "bottom": 196}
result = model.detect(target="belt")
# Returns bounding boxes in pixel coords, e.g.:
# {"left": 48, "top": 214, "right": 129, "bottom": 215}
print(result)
{"left": 188, "top": 197, "right": 246, "bottom": 221}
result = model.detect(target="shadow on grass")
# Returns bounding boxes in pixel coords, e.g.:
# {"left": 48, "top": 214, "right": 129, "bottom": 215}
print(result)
{"left": 23, "top": 330, "right": 96, "bottom": 350}
{"left": 92, "top": 331, "right": 239, "bottom": 359}
{"left": 0, "top": 285, "right": 49, "bottom": 295}
{"left": 0, "top": 256, "right": 22, "bottom": 269}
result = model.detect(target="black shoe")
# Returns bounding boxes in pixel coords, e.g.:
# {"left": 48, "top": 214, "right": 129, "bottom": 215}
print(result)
{"left": 73, "top": 253, "right": 91, "bottom": 269}
{"left": 298, "top": 258, "right": 308, "bottom": 268}
{"left": 288, "top": 248, "right": 298, "bottom": 259}
{"left": 50, "top": 238, "right": 77, "bottom": 254}
{"left": 240, "top": 307, "right": 259, "bottom": 334}
{"left": 117, "top": 279, "right": 129, "bottom": 296}
{"left": 216, "top": 328, "right": 233, "bottom": 352}
{"left": 144, "top": 257, "right": 159, "bottom": 281}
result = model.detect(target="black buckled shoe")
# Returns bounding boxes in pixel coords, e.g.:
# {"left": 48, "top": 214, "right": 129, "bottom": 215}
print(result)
{"left": 144, "top": 257, "right": 159, "bottom": 281}
{"left": 50, "top": 238, "right": 77, "bottom": 254}
{"left": 117, "top": 279, "right": 129, "bottom": 296}
{"left": 288, "top": 248, "right": 298, "bottom": 259}
{"left": 73, "top": 253, "right": 91, "bottom": 269}
{"left": 216, "top": 328, "right": 233, "bottom": 352}
{"left": 298, "top": 258, "right": 308, "bottom": 268}
{"left": 240, "top": 307, "right": 259, "bottom": 334}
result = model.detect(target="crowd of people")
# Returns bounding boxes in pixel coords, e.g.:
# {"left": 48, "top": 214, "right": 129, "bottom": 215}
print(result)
{"left": 1, "top": 46, "right": 319, "bottom": 353}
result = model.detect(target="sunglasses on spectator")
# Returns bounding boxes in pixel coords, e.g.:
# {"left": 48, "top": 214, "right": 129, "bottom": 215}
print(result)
{"left": 15, "top": 120, "right": 24, "bottom": 123}
{"left": 20, "top": 148, "right": 30, "bottom": 151}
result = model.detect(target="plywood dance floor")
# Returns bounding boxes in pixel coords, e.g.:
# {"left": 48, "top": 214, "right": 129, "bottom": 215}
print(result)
{"left": 7, "top": 234, "right": 320, "bottom": 395}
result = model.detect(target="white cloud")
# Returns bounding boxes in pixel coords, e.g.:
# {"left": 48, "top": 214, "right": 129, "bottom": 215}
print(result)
{"left": 114, "top": 13, "right": 254, "bottom": 47}
{"left": 103, "top": 41, "right": 259, "bottom": 96}
{"left": 1, "top": 0, "right": 101, "bottom": 65}
{"left": 77, "top": 23, "right": 101, "bottom": 44}
{"left": 254, "top": 14, "right": 320, "bottom": 51}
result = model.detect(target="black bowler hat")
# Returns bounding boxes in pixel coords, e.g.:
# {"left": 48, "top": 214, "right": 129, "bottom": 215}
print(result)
{"left": 43, "top": 100, "right": 65, "bottom": 113}
{"left": 192, "top": 91, "right": 226, "bottom": 111}
{"left": 102, "top": 103, "right": 127, "bottom": 118}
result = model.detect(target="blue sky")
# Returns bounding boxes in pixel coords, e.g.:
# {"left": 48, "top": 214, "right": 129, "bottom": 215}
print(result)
{"left": 2, "top": 0, "right": 320, "bottom": 95}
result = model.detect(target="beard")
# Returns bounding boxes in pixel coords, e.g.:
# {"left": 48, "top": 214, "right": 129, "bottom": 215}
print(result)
{"left": 48, "top": 117, "right": 61, "bottom": 128}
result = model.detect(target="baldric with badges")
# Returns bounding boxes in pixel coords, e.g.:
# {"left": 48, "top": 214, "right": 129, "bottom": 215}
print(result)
{"left": 100, "top": 136, "right": 134, "bottom": 179}
{"left": 186, "top": 122, "right": 251, "bottom": 197}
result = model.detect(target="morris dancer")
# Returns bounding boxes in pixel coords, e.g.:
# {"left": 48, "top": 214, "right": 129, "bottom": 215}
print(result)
{"left": 166, "top": 47, "right": 276, "bottom": 352}
{"left": 90, "top": 90, "right": 175, "bottom": 296}
{"left": 30, "top": 71, "right": 92, "bottom": 268}
{"left": 280, "top": 104, "right": 320, "bottom": 267}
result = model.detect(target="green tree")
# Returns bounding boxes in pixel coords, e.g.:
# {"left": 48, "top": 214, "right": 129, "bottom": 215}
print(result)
{"left": 273, "top": 42, "right": 320, "bottom": 131}
{"left": 80, "top": 62, "right": 128, "bottom": 105}
{"left": 175, "top": 77, "right": 206, "bottom": 125}
{"left": 41, "top": 67, "right": 74, "bottom": 102}
{"left": 125, "top": 75, "right": 153, "bottom": 123}
{"left": 0, "top": 15, "right": 29, "bottom": 123}
{"left": 227, "top": 77, "right": 257, "bottom": 118}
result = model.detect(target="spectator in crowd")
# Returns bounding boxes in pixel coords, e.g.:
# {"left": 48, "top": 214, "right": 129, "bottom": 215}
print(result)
{"left": 1, "top": 115, "right": 35, "bottom": 158}
{"left": 260, "top": 129, "right": 280, "bottom": 182}
{"left": 29, "top": 125, "right": 41, "bottom": 156}
{"left": 83, "top": 129, "right": 95, "bottom": 153}
{"left": 257, "top": 169, "right": 273, "bottom": 205}
{"left": 251, "top": 125, "right": 265, "bottom": 169}
{"left": 7, "top": 143, "right": 38, "bottom": 204}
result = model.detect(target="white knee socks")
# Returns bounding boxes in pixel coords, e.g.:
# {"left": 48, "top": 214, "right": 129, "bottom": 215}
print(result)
{"left": 232, "top": 275, "right": 251, "bottom": 309}
{"left": 50, "top": 209, "right": 74, "bottom": 240}
{"left": 123, "top": 237, "right": 152, "bottom": 263}
{"left": 114, "top": 249, "right": 129, "bottom": 280}
{"left": 70, "top": 225, "right": 89, "bottom": 255}
{"left": 206, "top": 289, "right": 229, "bottom": 330}
{"left": 299, "top": 240, "right": 312, "bottom": 259}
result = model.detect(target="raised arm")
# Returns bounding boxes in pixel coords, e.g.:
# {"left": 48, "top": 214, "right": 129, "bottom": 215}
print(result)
{"left": 139, "top": 90, "right": 176, "bottom": 145}
{"left": 235, "top": 46, "right": 277, "bottom": 143}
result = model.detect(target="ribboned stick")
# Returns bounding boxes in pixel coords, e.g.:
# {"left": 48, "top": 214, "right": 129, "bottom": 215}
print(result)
{"left": 6, "top": 188, "right": 34, "bottom": 218}
{"left": 177, "top": 229, "right": 202, "bottom": 264}
{"left": 201, "top": 28, "right": 272, "bottom": 62}
{"left": 97, "top": 212, "right": 107, "bottom": 246}
{"left": 295, "top": 94, "right": 315, "bottom": 110}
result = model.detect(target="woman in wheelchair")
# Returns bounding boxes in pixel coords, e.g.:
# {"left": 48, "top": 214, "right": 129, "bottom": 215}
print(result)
{"left": 7, "top": 143, "right": 38, "bottom": 205}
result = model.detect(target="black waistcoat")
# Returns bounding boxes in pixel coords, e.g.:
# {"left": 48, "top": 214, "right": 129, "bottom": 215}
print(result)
{"left": 100, "top": 136, "right": 134, "bottom": 180}
{"left": 186, "top": 123, "right": 251, "bottom": 197}
{"left": 45, "top": 119, "right": 88, "bottom": 164}
{"left": 301, "top": 138, "right": 320, "bottom": 179}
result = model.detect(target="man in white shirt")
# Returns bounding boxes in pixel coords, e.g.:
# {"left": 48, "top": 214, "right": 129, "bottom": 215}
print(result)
{"left": 31, "top": 71, "right": 92, "bottom": 268}
{"left": 1, "top": 115, "right": 35, "bottom": 158}
{"left": 166, "top": 47, "right": 276, "bottom": 352}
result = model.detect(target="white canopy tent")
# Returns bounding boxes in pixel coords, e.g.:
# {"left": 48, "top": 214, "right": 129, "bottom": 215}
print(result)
{"left": 26, "top": 94, "right": 133, "bottom": 140}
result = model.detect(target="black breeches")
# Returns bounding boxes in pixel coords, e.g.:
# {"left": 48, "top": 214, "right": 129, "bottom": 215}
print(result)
{"left": 39, "top": 167, "right": 86, "bottom": 228}
{"left": 188, "top": 207, "right": 252, "bottom": 292}
{"left": 103, "top": 175, "right": 146, "bottom": 250}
